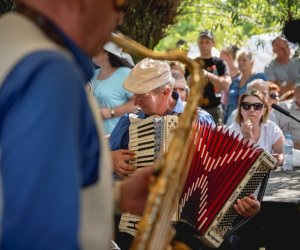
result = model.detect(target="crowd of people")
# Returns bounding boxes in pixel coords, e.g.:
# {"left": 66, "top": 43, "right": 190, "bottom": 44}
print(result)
{"left": 1, "top": 1, "right": 300, "bottom": 250}
{"left": 171, "top": 32, "right": 300, "bottom": 156}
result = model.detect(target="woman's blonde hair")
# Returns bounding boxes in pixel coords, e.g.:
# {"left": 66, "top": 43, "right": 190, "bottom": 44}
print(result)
{"left": 236, "top": 89, "right": 269, "bottom": 124}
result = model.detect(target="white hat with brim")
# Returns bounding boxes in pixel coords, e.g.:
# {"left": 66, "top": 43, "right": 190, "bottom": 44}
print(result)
{"left": 123, "top": 58, "right": 174, "bottom": 94}
{"left": 103, "top": 41, "right": 135, "bottom": 67}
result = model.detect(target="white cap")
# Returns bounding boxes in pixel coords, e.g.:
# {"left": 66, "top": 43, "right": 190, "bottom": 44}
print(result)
{"left": 103, "top": 41, "right": 135, "bottom": 67}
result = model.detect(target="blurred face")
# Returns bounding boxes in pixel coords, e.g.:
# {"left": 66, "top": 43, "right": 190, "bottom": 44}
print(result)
{"left": 269, "top": 90, "right": 280, "bottom": 106}
{"left": 272, "top": 39, "right": 290, "bottom": 60}
{"left": 237, "top": 54, "right": 253, "bottom": 72}
{"left": 81, "top": 0, "right": 125, "bottom": 56}
{"left": 133, "top": 88, "right": 170, "bottom": 116}
{"left": 220, "top": 50, "right": 233, "bottom": 64}
{"left": 240, "top": 96, "right": 266, "bottom": 124}
{"left": 173, "top": 79, "right": 187, "bottom": 101}
{"left": 198, "top": 37, "right": 214, "bottom": 58}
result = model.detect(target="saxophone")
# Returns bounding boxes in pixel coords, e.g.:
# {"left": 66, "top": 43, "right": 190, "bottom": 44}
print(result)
{"left": 111, "top": 32, "right": 206, "bottom": 250}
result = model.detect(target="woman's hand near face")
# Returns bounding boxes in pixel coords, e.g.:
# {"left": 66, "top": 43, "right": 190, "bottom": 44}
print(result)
{"left": 241, "top": 118, "right": 253, "bottom": 139}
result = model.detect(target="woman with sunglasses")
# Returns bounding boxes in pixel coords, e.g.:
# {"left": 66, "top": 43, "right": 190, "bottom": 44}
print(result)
{"left": 269, "top": 83, "right": 281, "bottom": 105}
{"left": 227, "top": 90, "right": 284, "bottom": 166}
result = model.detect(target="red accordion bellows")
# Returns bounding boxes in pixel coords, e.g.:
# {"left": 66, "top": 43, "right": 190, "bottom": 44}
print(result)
{"left": 179, "top": 122, "right": 276, "bottom": 247}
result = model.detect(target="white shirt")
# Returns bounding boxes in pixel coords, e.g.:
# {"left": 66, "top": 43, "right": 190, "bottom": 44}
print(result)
{"left": 226, "top": 120, "right": 283, "bottom": 153}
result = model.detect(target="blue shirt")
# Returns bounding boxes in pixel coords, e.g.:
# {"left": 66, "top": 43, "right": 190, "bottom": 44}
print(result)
{"left": 110, "top": 92, "right": 215, "bottom": 150}
{"left": 0, "top": 13, "right": 99, "bottom": 250}
{"left": 91, "top": 67, "right": 132, "bottom": 135}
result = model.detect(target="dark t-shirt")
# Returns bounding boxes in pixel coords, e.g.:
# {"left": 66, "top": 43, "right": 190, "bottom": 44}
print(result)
{"left": 194, "top": 57, "right": 229, "bottom": 109}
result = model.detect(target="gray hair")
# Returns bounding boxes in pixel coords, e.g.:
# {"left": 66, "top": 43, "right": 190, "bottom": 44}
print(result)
{"left": 247, "top": 79, "right": 269, "bottom": 97}
{"left": 236, "top": 49, "right": 253, "bottom": 61}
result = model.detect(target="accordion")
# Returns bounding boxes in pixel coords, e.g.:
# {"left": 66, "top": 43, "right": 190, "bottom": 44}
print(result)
{"left": 128, "top": 114, "right": 178, "bottom": 168}
{"left": 179, "top": 123, "right": 277, "bottom": 248}
{"left": 119, "top": 115, "right": 178, "bottom": 236}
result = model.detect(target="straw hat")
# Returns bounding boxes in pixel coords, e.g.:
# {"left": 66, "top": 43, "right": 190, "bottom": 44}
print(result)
{"left": 123, "top": 58, "right": 174, "bottom": 94}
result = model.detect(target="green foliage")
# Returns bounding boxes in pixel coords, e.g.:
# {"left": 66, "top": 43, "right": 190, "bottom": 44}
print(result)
{"left": 1, "top": 0, "right": 299, "bottom": 55}
{"left": 0, "top": 0, "right": 16, "bottom": 15}
{"left": 154, "top": 0, "right": 300, "bottom": 51}
{"left": 120, "top": 0, "right": 183, "bottom": 49}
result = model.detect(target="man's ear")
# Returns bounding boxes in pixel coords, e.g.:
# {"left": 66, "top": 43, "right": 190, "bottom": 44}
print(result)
{"left": 163, "top": 85, "right": 172, "bottom": 96}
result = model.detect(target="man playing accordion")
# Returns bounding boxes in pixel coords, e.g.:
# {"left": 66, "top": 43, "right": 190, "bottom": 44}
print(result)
{"left": 109, "top": 58, "right": 261, "bottom": 250}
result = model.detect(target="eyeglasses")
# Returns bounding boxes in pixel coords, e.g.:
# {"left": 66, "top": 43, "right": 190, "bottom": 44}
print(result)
{"left": 270, "top": 93, "right": 280, "bottom": 100}
{"left": 173, "top": 87, "right": 186, "bottom": 92}
{"left": 113, "top": 0, "right": 127, "bottom": 11}
{"left": 241, "top": 102, "right": 264, "bottom": 111}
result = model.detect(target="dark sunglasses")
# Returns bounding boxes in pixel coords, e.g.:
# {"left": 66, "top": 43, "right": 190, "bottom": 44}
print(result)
{"left": 113, "top": 0, "right": 127, "bottom": 11}
{"left": 241, "top": 102, "right": 264, "bottom": 111}
{"left": 270, "top": 93, "right": 280, "bottom": 100}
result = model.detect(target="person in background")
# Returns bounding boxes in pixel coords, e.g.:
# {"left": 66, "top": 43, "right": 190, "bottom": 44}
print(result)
{"left": 0, "top": 1, "right": 153, "bottom": 249}
{"left": 220, "top": 44, "right": 240, "bottom": 124}
{"left": 226, "top": 89, "right": 284, "bottom": 250}
{"left": 264, "top": 36, "right": 300, "bottom": 95}
{"left": 176, "top": 38, "right": 188, "bottom": 50}
{"left": 273, "top": 77, "right": 300, "bottom": 150}
{"left": 194, "top": 30, "right": 232, "bottom": 125}
{"left": 268, "top": 82, "right": 281, "bottom": 122}
{"left": 171, "top": 69, "right": 190, "bottom": 101}
{"left": 170, "top": 61, "right": 186, "bottom": 77}
{"left": 91, "top": 41, "right": 137, "bottom": 135}
{"left": 220, "top": 45, "right": 240, "bottom": 80}
{"left": 226, "top": 79, "right": 269, "bottom": 126}
{"left": 269, "top": 83, "right": 281, "bottom": 105}
{"left": 110, "top": 58, "right": 261, "bottom": 250}
{"left": 171, "top": 39, "right": 189, "bottom": 78}
{"left": 227, "top": 90, "right": 284, "bottom": 165}
{"left": 225, "top": 50, "right": 267, "bottom": 123}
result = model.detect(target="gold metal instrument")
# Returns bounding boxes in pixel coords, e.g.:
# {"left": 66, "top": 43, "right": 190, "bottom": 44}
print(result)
{"left": 111, "top": 32, "right": 206, "bottom": 250}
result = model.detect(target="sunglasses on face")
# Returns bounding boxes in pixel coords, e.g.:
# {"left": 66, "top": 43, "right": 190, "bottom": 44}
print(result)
{"left": 270, "top": 93, "right": 280, "bottom": 100}
{"left": 113, "top": 0, "right": 127, "bottom": 11}
{"left": 241, "top": 102, "right": 264, "bottom": 111}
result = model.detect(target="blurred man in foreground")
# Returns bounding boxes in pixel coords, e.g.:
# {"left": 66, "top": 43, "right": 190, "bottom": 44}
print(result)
{"left": 0, "top": 1, "right": 152, "bottom": 249}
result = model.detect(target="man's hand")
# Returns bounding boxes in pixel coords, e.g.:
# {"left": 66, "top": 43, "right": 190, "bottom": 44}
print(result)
{"left": 233, "top": 194, "right": 260, "bottom": 217}
{"left": 120, "top": 166, "right": 154, "bottom": 215}
{"left": 111, "top": 149, "right": 136, "bottom": 179}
